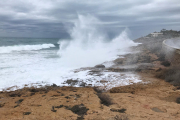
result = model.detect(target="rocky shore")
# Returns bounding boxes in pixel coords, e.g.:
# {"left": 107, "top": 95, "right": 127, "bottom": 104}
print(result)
{"left": 0, "top": 36, "right": 180, "bottom": 120}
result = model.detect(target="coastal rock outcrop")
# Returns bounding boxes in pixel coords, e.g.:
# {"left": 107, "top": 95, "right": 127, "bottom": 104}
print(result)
{"left": 94, "top": 64, "right": 105, "bottom": 68}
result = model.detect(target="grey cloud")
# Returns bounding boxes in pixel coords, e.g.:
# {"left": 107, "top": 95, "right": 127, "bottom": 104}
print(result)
{"left": 0, "top": 0, "right": 179, "bottom": 39}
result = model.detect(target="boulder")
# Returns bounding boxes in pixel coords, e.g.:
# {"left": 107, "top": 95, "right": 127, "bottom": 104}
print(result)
{"left": 94, "top": 64, "right": 105, "bottom": 68}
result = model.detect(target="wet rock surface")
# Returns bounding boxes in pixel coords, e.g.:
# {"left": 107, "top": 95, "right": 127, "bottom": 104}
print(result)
{"left": 63, "top": 79, "right": 87, "bottom": 87}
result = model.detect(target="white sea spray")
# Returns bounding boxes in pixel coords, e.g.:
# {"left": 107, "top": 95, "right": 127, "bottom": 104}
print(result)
{"left": 0, "top": 15, "right": 141, "bottom": 91}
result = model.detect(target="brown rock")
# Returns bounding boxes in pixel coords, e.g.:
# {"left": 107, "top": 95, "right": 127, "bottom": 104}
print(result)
{"left": 100, "top": 80, "right": 108, "bottom": 83}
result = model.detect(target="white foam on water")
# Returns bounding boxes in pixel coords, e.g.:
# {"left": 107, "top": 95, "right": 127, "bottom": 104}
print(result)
{"left": 0, "top": 15, "right": 141, "bottom": 91}
{"left": 60, "top": 70, "right": 142, "bottom": 90}
{"left": 0, "top": 44, "right": 55, "bottom": 53}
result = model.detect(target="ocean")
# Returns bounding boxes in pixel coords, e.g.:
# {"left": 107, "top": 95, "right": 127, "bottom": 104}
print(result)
{"left": 0, "top": 37, "right": 62, "bottom": 90}
{"left": 0, "top": 15, "right": 142, "bottom": 91}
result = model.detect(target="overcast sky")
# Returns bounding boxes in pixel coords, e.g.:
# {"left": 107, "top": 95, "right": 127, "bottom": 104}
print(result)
{"left": 0, "top": 0, "right": 180, "bottom": 39}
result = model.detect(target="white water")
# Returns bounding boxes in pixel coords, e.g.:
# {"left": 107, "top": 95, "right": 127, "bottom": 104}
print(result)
{"left": 58, "top": 15, "right": 136, "bottom": 68}
{"left": 0, "top": 44, "right": 55, "bottom": 53}
{"left": 0, "top": 15, "right": 141, "bottom": 91}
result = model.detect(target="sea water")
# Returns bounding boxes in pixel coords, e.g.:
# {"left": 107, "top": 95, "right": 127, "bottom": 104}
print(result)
{"left": 0, "top": 15, "right": 141, "bottom": 91}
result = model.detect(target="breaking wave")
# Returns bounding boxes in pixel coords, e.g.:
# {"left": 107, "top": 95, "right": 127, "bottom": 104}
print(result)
{"left": 0, "top": 14, "right": 142, "bottom": 91}
{"left": 0, "top": 44, "right": 55, "bottom": 53}
{"left": 57, "top": 14, "right": 138, "bottom": 67}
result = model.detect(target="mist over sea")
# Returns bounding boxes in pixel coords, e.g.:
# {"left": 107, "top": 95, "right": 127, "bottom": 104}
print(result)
{"left": 0, "top": 15, "right": 141, "bottom": 91}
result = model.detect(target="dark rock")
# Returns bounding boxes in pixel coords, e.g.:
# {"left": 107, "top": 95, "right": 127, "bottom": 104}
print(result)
{"left": 29, "top": 88, "right": 39, "bottom": 93}
{"left": 157, "top": 54, "right": 166, "bottom": 61}
{"left": 51, "top": 83, "right": 58, "bottom": 87}
{"left": 117, "top": 61, "right": 123, "bottom": 64}
{"left": 118, "top": 108, "right": 126, "bottom": 113}
{"left": 93, "top": 87, "right": 103, "bottom": 93}
{"left": 114, "top": 58, "right": 125, "bottom": 65}
{"left": 87, "top": 84, "right": 92, "bottom": 86}
{"left": 23, "top": 112, "right": 31, "bottom": 115}
{"left": 0, "top": 103, "right": 5, "bottom": 108}
{"left": 15, "top": 99, "right": 24, "bottom": 104}
{"left": 51, "top": 94, "right": 60, "bottom": 97}
{"left": 9, "top": 92, "right": 21, "bottom": 97}
{"left": 97, "top": 93, "right": 113, "bottom": 106}
{"left": 64, "top": 106, "right": 72, "bottom": 110}
{"left": 65, "top": 79, "right": 79, "bottom": 86}
{"left": 95, "top": 64, "right": 105, "bottom": 68}
{"left": 30, "top": 92, "right": 35, "bottom": 96}
{"left": 100, "top": 80, "right": 108, "bottom": 83}
{"left": 151, "top": 107, "right": 164, "bottom": 113}
{"left": 55, "top": 105, "right": 64, "bottom": 108}
{"left": 161, "top": 61, "right": 171, "bottom": 67}
{"left": 14, "top": 105, "right": 19, "bottom": 108}
{"left": 110, "top": 108, "right": 126, "bottom": 113}
{"left": 79, "top": 82, "right": 86, "bottom": 87}
{"left": 75, "top": 94, "right": 81, "bottom": 98}
{"left": 51, "top": 109, "right": 57, "bottom": 112}
{"left": 22, "top": 95, "right": 28, "bottom": 97}
{"left": 135, "top": 64, "right": 153, "bottom": 72}
{"left": 89, "top": 70, "right": 100, "bottom": 73}
{"left": 70, "top": 104, "right": 89, "bottom": 116}
{"left": 51, "top": 106, "right": 57, "bottom": 112}
{"left": 106, "top": 68, "right": 134, "bottom": 72}
{"left": 176, "top": 87, "right": 180, "bottom": 90}
{"left": 65, "top": 96, "right": 70, "bottom": 99}
{"left": 176, "top": 97, "right": 180, "bottom": 104}
{"left": 77, "top": 116, "right": 84, "bottom": 120}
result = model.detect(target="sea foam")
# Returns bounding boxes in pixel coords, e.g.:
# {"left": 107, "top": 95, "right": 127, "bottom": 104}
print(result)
{"left": 0, "top": 44, "right": 55, "bottom": 53}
